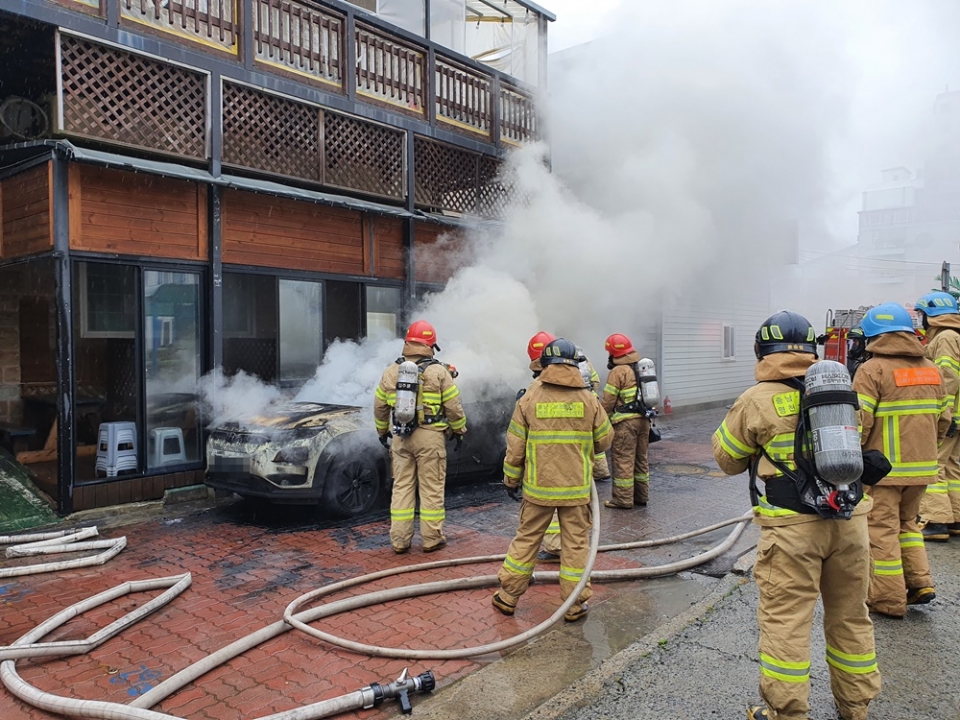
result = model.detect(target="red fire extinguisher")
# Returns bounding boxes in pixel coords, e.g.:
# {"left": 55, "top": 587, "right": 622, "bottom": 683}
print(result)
{"left": 663, "top": 396, "right": 672, "bottom": 415}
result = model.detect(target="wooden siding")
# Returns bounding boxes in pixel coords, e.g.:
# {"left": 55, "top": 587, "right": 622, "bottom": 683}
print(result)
{"left": 414, "top": 221, "right": 463, "bottom": 284}
{"left": 71, "top": 165, "right": 207, "bottom": 260}
{"left": 374, "top": 216, "right": 404, "bottom": 280}
{"left": 1, "top": 163, "right": 53, "bottom": 260}
{"left": 72, "top": 469, "right": 206, "bottom": 511}
{"left": 222, "top": 190, "right": 367, "bottom": 274}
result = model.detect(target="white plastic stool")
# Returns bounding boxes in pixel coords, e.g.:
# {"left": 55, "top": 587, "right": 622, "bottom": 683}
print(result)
{"left": 149, "top": 427, "right": 187, "bottom": 467}
{"left": 95, "top": 422, "right": 138, "bottom": 477}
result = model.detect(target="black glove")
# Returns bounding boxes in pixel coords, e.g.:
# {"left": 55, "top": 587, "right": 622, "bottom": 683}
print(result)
{"left": 948, "top": 419, "right": 958, "bottom": 438}
{"left": 506, "top": 484, "right": 522, "bottom": 502}
{"left": 860, "top": 449, "right": 892, "bottom": 486}
{"left": 454, "top": 435, "right": 463, "bottom": 452}
{"left": 379, "top": 433, "right": 391, "bottom": 449}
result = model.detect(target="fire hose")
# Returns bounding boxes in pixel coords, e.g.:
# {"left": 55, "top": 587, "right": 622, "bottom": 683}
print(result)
{"left": 0, "top": 484, "right": 752, "bottom": 720}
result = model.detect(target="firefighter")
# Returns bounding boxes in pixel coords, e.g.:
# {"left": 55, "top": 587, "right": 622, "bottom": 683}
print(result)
{"left": 914, "top": 291, "right": 960, "bottom": 541}
{"left": 602, "top": 333, "right": 653, "bottom": 508}
{"left": 373, "top": 320, "right": 467, "bottom": 554}
{"left": 712, "top": 311, "right": 880, "bottom": 720}
{"left": 493, "top": 338, "right": 612, "bottom": 622}
{"left": 854, "top": 302, "right": 948, "bottom": 617}
{"left": 522, "top": 336, "right": 611, "bottom": 562}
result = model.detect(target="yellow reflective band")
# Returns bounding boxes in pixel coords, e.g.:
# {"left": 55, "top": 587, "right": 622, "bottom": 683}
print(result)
{"left": 527, "top": 430, "right": 593, "bottom": 441}
{"left": 873, "top": 559, "right": 903, "bottom": 576}
{"left": 508, "top": 421, "right": 527, "bottom": 440}
{"left": 375, "top": 386, "right": 391, "bottom": 401}
{"left": 590, "top": 369, "right": 600, "bottom": 383}
{"left": 441, "top": 386, "right": 460, "bottom": 401}
{"left": 825, "top": 645, "right": 878, "bottom": 675}
{"left": 927, "top": 483, "right": 949, "bottom": 494}
{"left": 448, "top": 416, "right": 467, "bottom": 430}
{"left": 759, "top": 653, "right": 809, "bottom": 683}
{"left": 858, "top": 394, "right": 877, "bottom": 413}
{"left": 936, "top": 355, "right": 960, "bottom": 374}
{"left": 375, "top": 419, "right": 390, "bottom": 430}
{"left": 613, "top": 478, "right": 633, "bottom": 487}
{"left": 772, "top": 391, "right": 801, "bottom": 417}
{"left": 949, "top": 480, "right": 960, "bottom": 490}
{"left": 899, "top": 532, "right": 924, "bottom": 548}
{"left": 559, "top": 566, "right": 584, "bottom": 582}
{"left": 874, "top": 399, "right": 941, "bottom": 416}
{"left": 503, "top": 462, "right": 523, "bottom": 479}
{"left": 536, "top": 402, "right": 585, "bottom": 419}
{"left": 754, "top": 497, "right": 801, "bottom": 518}
{"left": 887, "top": 461, "right": 939, "bottom": 477}
{"left": 594, "top": 418, "right": 612, "bottom": 441}
{"left": 502, "top": 555, "right": 535, "bottom": 576}
{"left": 634, "top": 473, "right": 650, "bottom": 483}
{"left": 419, "top": 508, "right": 445, "bottom": 521}
{"left": 715, "top": 422, "right": 754, "bottom": 460}
{"left": 545, "top": 521, "right": 560, "bottom": 535}
{"left": 603, "top": 384, "right": 618, "bottom": 396}
{"left": 391, "top": 508, "right": 415, "bottom": 521}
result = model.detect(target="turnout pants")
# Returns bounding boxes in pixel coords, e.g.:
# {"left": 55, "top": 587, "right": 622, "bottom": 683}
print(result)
{"left": 389, "top": 429, "right": 447, "bottom": 550}
{"left": 498, "top": 501, "right": 593, "bottom": 606}
{"left": 610, "top": 416, "right": 651, "bottom": 506}
{"left": 754, "top": 517, "right": 880, "bottom": 720}
{"left": 920, "top": 432, "right": 960, "bottom": 524}
{"left": 865, "top": 484, "right": 932, "bottom": 617}
{"left": 543, "top": 454, "right": 610, "bottom": 554}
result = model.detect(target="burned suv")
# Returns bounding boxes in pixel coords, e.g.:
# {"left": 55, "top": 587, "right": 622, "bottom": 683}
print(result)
{"left": 205, "top": 399, "right": 509, "bottom": 517}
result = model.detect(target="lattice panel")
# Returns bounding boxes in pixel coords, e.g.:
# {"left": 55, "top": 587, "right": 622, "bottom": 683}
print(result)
{"left": 122, "top": 0, "right": 237, "bottom": 51}
{"left": 253, "top": 0, "right": 343, "bottom": 87}
{"left": 222, "top": 83, "right": 321, "bottom": 181}
{"left": 478, "top": 154, "right": 512, "bottom": 219}
{"left": 323, "top": 112, "right": 404, "bottom": 200}
{"left": 59, "top": 35, "right": 208, "bottom": 158}
{"left": 414, "top": 136, "right": 479, "bottom": 215}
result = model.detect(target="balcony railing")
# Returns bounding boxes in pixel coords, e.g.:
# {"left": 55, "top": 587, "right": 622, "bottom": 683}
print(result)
{"left": 355, "top": 23, "right": 426, "bottom": 115}
{"left": 435, "top": 57, "right": 492, "bottom": 138}
{"left": 122, "top": 0, "right": 238, "bottom": 52}
{"left": 252, "top": 0, "right": 344, "bottom": 87}
{"left": 500, "top": 84, "right": 537, "bottom": 145}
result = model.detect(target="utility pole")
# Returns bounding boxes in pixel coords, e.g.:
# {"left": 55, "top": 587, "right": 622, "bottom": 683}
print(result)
{"left": 942, "top": 261, "right": 951, "bottom": 293}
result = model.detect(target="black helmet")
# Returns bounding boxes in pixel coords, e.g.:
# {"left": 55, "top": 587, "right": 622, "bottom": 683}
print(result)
{"left": 754, "top": 311, "right": 817, "bottom": 359}
{"left": 541, "top": 338, "right": 579, "bottom": 367}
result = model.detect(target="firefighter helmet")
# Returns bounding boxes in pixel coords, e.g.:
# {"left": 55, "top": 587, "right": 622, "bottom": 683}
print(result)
{"left": 541, "top": 338, "right": 579, "bottom": 367}
{"left": 860, "top": 303, "right": 915, "bottom": 338}
{"left": 914, "top": 291, "right": 959, "bottom": 317}
{"left": 527, "top": 331, "right": 557, "bottom": 361}
{"left": 604, "top": 333, "right": 634, "bottom": 358}
{"left": 754, "top": 311, "right": 817, "bottom": 359}
{"left": 405, "top": 320, "right": 438, "bottom": 348}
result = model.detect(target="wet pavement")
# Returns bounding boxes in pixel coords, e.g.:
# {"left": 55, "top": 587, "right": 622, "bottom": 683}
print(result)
{"left": 0, "top": 406, "right": 758, "bottom": 720}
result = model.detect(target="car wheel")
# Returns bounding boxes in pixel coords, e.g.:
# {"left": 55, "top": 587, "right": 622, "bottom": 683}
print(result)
{"left": 322, "top": 454, "right": 383, "bottom": 517}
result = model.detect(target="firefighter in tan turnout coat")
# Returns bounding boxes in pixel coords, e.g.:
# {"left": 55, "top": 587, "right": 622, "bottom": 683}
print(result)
{"left": 713, "top": 311, "right": 880, "bottom": 720}
{"left": 493, "top": 338, "right": 612, "bottom": 622}
{"left": 914, "top": 291, "right": 960, "bottom": 540}
{"left": 374, "top": 320, "right": 466, "bottom": 554}
{"left": 853, "top": 303, "right": 947, "bottom": 617}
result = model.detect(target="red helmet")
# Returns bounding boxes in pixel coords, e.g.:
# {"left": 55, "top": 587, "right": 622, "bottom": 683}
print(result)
{"left": 605, "top": 333, "right": 634, "bottom": 358}
{"left": 527, "top": 331, "right": 557, "bottom": 361}
{"left": 405, "top": 320, "right": 438, "bottom": 347}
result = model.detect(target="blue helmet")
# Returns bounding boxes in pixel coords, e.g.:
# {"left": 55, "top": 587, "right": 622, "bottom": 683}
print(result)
{"left": 914, "top": 291, "right": 959, "bottom": 317}
{"left": 860, "top": 303, "right": 915, "bottom": 338}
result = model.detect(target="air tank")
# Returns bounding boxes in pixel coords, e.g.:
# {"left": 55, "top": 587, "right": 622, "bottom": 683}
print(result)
{"left": 393, "top": 360, "right": 420, "bottom": 429}
{"left": 805, "top": 360, "right": 862, "bottom": 484}
{"left": 576, "top": 347, "right": 592, "bottom": 389}
{"left": 637, "top": 358, "right": 660, "bottom": 408}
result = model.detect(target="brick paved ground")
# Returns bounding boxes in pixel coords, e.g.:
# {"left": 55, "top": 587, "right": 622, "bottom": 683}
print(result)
{"left": 0, "top": 407, "right": 754, "bottom": 720}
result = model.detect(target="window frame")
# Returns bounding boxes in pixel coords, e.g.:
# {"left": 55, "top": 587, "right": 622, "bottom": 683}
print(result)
{"left": 721, "top": 323, "right": 736, "bottom": 362}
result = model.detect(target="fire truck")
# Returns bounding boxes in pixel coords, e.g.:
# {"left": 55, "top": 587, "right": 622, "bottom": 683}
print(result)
{"left": 819, "top": 305, "right": 924, "bottom": 370}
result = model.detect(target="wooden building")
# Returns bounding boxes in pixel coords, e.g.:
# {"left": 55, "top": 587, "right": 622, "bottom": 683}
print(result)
{"left": 0, "top": 0, "right": 550, "bottom": 513}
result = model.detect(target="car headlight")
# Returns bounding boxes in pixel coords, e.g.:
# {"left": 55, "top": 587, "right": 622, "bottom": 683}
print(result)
{"left": 273, "top": 447, "right": 311, "bottom": 465}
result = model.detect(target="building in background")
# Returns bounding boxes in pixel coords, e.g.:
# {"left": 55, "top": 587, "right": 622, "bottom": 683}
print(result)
{"left": 0, "top": 0, "right": 551, "bottom": 513}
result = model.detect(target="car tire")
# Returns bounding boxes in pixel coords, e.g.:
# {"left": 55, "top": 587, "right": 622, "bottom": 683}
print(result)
{"left": 322, "top": 454, "right": 383, "bottom": 518}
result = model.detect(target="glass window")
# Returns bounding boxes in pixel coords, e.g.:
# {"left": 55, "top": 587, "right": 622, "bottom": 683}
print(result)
{"left": 280, "top": 279, "right": 322, "bottom": 383}
{"left": 722, "top": 324, "right": 736, "bottom": 360}
{"left": 73, "top": 262, "right": 139, "bottom": 481}
{"left": 222, "top": 273, "right": 279, "bottom": 382}
{"left": 144, "top": 271, "right": 201, "bottom": 470}
{"left": 366, "top": 285, "right": 402, "bottom": 339}
{"left": 378, "top": 0, "right": 425, "bottom": 36}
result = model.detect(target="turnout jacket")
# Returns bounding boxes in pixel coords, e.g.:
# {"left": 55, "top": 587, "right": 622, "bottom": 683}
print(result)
{"left": 924, "top": 313, "right": 960, "bottom": 418}
{"left": 504, "top": 364, "right": 613, "bottom": 507}
{"left": 853, "top": 331, "right": 948, "bottom": 486}
{"left": 712, "top": 352, "right": 873, "bottom": 527}
{"left": 602, "top": 349, "right": 644, "bottom": 424}
{"left": 373, "top": 342, "right": 467, "bottom": 436}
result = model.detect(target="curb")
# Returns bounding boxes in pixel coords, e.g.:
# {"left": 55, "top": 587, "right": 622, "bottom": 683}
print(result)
{"left": 521, "top": 570, "right": 751, "bottom": 720}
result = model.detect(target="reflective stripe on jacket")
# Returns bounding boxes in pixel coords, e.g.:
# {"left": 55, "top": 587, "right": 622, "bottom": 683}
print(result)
{"left": 853, "top": 332, "right": 947, "bottom": 486}
{"left": 504, "top": 363, "right": 613, "bottom": 507}
{"left": 601, "top": 349, "right": 642, "bottom": 424}
{"left": 924, "top": 315, "right": 960, "bottom": 417}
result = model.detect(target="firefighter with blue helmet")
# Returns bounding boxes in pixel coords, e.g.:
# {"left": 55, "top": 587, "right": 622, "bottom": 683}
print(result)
{"left": 914, "top": 291, "right": 960, "bottom": 541}
{"left": 854, "top": 302, "right": 948, "bottom": 616}
{"left": 713, "top": 310, "right": 880, "bottom": 720}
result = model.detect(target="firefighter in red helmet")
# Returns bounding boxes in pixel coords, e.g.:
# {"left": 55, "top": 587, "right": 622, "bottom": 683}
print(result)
{"left": 374, "top": 320, "right": 466, "bottom": 554}
{"left": 602, "top": 333, "right": 653, "bottom": 508}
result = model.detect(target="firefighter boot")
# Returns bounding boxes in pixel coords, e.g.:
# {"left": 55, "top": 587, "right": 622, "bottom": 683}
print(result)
{"left": 949, "top": 522, "right": 960, "bottom": 536}
{"left": 536, "top": 550, "right": 561, "bottom": 563}
{"left": 921, "top": 522, "right": 950, "bottom": 542}
{"left": 563, "top": 602, "right": 588, "bottom": 622}
{"left": 491, "top": 592, "right": 517, "bottom": 616}
{"left": 906, "top": 586, "right": 936, "bottom": 605}
{"left": 747, "top": 706, "right": 768, "bottom": 719}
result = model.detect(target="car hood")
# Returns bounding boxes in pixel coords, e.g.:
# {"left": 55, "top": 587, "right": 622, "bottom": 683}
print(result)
{"left": 234, "top": 402, "right": 364, "bottom": 430}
